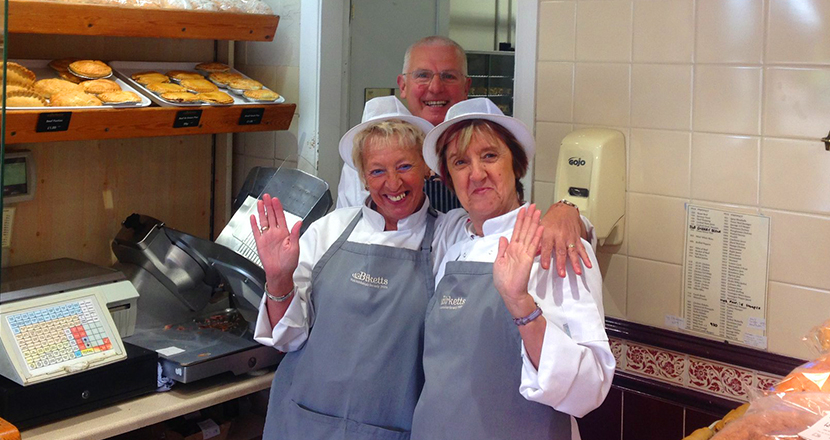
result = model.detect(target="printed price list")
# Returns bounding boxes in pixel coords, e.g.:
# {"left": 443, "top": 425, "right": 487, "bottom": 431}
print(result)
{"left": 682, "top": 205, "right": 770, "bottom": 348}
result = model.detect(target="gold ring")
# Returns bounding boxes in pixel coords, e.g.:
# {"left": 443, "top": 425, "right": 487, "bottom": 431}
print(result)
{"left": 567, "top": 243, "right": 575, "bottom": 249}
{"left": 261, "top": 226, "right": 270, "bottom": 233}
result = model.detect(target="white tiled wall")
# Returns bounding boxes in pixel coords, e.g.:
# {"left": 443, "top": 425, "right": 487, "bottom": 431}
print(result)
{"left": 233, "top": 0, "right": 302, "bottom": 196}
{"left": 533, "top": 0, "right": 830, "bottom": 360}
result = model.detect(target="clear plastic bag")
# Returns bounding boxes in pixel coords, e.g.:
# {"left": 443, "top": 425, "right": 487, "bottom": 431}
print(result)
{"left": 237, "top": 0, "right": 273, "bottom": 15}
{"left": 772, "top": 353, "right": 830, "bottom": 393}
{"left": 711, "top": 392, "right": 830, "bottom": 440}
{"left": 803, "top": 319, "right": 830, "bottom": 356}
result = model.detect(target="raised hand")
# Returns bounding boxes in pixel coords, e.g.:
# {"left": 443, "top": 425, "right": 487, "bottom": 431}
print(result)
{"left": 538, "top": 202, "right": 591, "bottom": 277}
{"left": 249, "top": 193, "right": 302, "bottom": 296}
{"left": 493, "top": 204, "right": 544, "bottom": 303}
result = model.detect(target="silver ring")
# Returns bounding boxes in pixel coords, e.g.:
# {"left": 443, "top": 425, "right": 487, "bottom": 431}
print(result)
{"left": 260, "top": 226, "right": 270, "bottom": 233}
{"left": 567, "top": 243, "right": 575, "bottom": 249}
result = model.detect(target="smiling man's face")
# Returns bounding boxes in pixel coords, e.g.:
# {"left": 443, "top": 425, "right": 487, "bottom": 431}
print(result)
{"left": 397, "top": 44, "right": 471, "bottom": 126}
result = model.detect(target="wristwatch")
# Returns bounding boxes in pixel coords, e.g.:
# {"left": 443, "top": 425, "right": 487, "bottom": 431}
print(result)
{"left": 558, "top": 199, "right": 578, "bottom": 212}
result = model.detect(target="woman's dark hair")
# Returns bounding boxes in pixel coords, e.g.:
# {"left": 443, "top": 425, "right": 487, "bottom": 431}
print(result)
{"left": 436, "top": 119, "right": 529, "bottom": 202}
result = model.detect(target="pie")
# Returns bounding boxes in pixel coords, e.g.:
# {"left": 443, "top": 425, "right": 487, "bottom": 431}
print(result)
{"left": 195, "top": 62, "right": 231, "bottom": 73}
{"left": 68, "top": 60, "right": 113, "bottom": 79}
{"left": 33, "top": 78, "right": 83, "bottom": 98}
{"left": 98, "top": 91, "right": 142, "bottom": 104}
{"left": 49, "top": 90, "right": 103, "bottom": 107}
{"left": 6, "top": 90, "right": 47, "bottom": 107}
{"left": 243, "top": 89, "right": 280, "bottom": 101}
{"left": 228, "top": 78, "right": 263, "bottom": 91}
{"left": 166, "top": 70, "right": 204, "bottom": 81}
{"left": 160, "top": 92, "right": 200, "bottom": 103}
{"left": 81, "top": 79, "right": 122, "bottom": 95}
{"left": 132, "top": 72, "right": 170, "bottom": 85}
{"left": 197, "top": 91, "right": 234, "bottom": 104}
{"left": 2, "top": 62, "right": 36, "bottom": 88}
{"left": 48, "top": 58, "right": 80, "bottom": 72}
{"left": 59, "top": 70, "right": 85, "bottom": 84}
{"left": 180, "top": 78, "right": 218, "bottom": 93}
{"left": 146, "top": 82, "right": 187, "bottom": 94}
{"left": 207, "top": 72, "right": 244, "bottom": 86}
{"left": 5, "top": 84, "right": 33, "bottom": 94}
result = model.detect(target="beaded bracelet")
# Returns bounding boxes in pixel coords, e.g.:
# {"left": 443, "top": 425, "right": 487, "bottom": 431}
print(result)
{"left": 513, "top": 303, "right": 543, "bottom": 326}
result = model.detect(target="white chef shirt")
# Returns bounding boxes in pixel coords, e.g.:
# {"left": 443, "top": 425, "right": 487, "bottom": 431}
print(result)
{"left": 254, "top": 197, "right": 455, "bottom": 352}
{"left": 433, "top": 204, "right": 615, "bottom": 419}
{"left": 336, "top": 166, "right": 598, "bottom": 250}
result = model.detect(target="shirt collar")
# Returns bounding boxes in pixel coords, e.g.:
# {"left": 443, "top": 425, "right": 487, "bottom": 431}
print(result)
{"left": 464, "top": 202, "right": 530, "bottom": 238}
{"left": 361, "top": 195, "right": 431, "bottom": 231}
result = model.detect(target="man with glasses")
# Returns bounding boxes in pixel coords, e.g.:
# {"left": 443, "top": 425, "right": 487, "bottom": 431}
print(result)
{"left": 337, "top": 36, "right": 593, "bottom": 278}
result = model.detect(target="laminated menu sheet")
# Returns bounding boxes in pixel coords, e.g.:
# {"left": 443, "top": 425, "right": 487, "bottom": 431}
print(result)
{"left": 681, "top": 205, "right": 771, "bottom": 349}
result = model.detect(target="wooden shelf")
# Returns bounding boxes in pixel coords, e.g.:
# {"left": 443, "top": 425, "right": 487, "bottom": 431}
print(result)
{"left": 8, "top": 0, "right": 279, "bottom": 41}
{"left": 4, "top": 103, "right": 296, "bottom": 144}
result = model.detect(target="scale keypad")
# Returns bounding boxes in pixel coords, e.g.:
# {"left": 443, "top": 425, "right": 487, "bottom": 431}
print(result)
{"left": 7, "top": 299, "right": 113, "bottom": 371}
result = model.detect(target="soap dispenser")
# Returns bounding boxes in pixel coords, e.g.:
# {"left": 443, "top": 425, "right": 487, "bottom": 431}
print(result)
{"left": 553, "top": 128, "right": 626, "bottom": 246}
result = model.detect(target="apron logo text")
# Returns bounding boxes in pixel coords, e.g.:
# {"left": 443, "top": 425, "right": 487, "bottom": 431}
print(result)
{"left": 440, "top": 295, "right": 466, "bottom": 310}
{"left": 350, "top": 271, "right": 389, "bottom": 289}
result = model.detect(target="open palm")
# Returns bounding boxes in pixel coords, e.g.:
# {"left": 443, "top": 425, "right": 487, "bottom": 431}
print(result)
{"left": 493, "top": 205, "right": 543, "bottom": 302}
{"left": 249, "top": 194, "right": 302, "bottom": 294}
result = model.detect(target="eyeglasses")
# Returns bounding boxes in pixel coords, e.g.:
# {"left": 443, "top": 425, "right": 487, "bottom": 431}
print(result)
{"left": 403, "top": 69, "right": 466, "bottom": 85}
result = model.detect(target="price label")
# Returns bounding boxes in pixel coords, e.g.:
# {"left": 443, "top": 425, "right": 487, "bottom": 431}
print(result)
{"left": 173, "top": 110, "right": 203, "bottom": 128}
{"left": 36, "top": 112, "right": 72, "bottom": 132}
{"left": 799, "top": 413, "right": 830, "bottom": 439}
{"left": 197, "top": 419, "right": 221, "bottom": 439}
{"left": 238, "top": 108, "right": 265, "bottom": 125}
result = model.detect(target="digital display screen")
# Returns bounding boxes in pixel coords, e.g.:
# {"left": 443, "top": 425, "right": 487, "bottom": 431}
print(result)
{"left": 3, "top": 157, "right": 28, "bottom": 196}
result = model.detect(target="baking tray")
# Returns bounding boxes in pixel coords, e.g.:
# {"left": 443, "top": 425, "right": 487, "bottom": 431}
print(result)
{"left": 110, "top": 61, "right": 285, "bottom": 107}
{"left": 7, "top": 59, "right": 152, "bottom": 110}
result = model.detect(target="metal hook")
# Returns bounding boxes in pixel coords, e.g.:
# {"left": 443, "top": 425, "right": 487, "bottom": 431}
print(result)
{"left": 823, "top": 131, "right": 830, "bottom": 151}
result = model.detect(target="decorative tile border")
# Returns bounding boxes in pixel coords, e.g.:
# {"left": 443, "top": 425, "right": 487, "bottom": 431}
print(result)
{"left": 611, "top": 337, "right": 783, "bottom": 403}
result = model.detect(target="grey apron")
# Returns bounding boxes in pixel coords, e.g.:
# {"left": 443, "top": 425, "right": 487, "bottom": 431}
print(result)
{"left": 411, "top": 261, "right": 571, "bottom": 440}
{"left": 263, "top": 209, "right": 436, "bottom": 440}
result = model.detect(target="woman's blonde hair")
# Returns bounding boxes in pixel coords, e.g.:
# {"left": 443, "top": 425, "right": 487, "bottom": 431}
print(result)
{"left": 436, "top": 120, "right": 529, "bottom": 202}
{"left": 352, "top": 119, "right": 425, "bottom": 185}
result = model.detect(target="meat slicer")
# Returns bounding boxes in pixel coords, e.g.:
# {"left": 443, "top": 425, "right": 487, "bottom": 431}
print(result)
{"left": 112, "top": 166, "right": 331, "bottom": 383}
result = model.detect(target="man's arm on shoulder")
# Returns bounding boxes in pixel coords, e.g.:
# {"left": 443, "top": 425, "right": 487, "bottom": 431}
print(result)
{"left": 539, "top": 201, "right": 594, "bottom": 277}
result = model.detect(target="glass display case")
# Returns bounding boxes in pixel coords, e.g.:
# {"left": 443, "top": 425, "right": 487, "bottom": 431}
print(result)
{"left": 466, "top": 51, "right": 514, "bottom": 116}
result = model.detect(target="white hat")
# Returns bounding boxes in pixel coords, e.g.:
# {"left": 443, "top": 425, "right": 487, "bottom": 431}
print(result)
{"left": 422, "top": 98, "right": 535, "bottom": 176}
{"left": 338, "top": 96, "right": 434, "bottom": 169}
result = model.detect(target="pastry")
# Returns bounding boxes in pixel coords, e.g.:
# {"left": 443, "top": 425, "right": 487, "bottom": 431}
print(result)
{"left": 48, "top": 58, "right": 80, "bottom": 72}
{"left": 98, "top": 91, "right": 141, "bottom": 104}
{"left": 6, "top": 90, "right": 47, "bottom": 107}
{"left": 146, "top": 82, "right": 187, "bottom": 94}
{"left": 197, "top": 91, "right": 234, "bottom": 104}
{"left": 160, "top": 92, "right": 200, "bottom": 103}
{"left": 33, "top": 78, "right": 83, "bottom": 98}
{"left": 195, "top": 62, "right": 230, "bottom": 73}
{"left": 2, "top": 62, "right": 36, "bottom": 88}
{"left": 132, "top": 72, "right": 170, "bottom": 85}
{"left": 166, "top": 70, "right": 204, "bottom": 81}
{"left": 68, "top": 60, "right": 113, "bottom": 79}
{"left": 208, "top": 71, "right": 244, "bottom": 85}
{"left": 49, "top": 90, "right": 103, "bottom": 107}
{"left": 243, "top": 89, "right": 280, "bottom": 101}
{"left": 59, "top": 70, "right": 85, "bottom": 84}
{"left": 180, "top": 78, "right": 218, "bottom": 93}
{"left": 81, "top": 79, "right": 122, "bottom": 95}
{"left": 228, "top": 78, "right": 263, "bottom": 91}
{"left": 5, "top": 84, "right": 33, "bottom": 94}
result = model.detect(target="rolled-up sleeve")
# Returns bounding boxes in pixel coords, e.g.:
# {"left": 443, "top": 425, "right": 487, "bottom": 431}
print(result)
{"left": 519, "top": 328, "right": 614, "bottom": 417}
{"left": 253, "top": 284, "right": 310, "bottom": 352}
{"left": 518, "top": 240, "right": 614, "bottom": 417}
{"left": 252, "top": 220, "right": 325, "bottom": 352}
